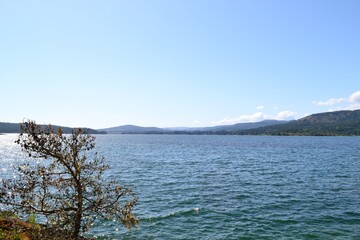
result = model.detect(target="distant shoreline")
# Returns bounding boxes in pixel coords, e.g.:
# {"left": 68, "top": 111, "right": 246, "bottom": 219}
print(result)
{"left": 2, "top": 109, "right": 360, "bottom": 136}
{"left": 102, "top": 132, "right": 360, "bottom": 137}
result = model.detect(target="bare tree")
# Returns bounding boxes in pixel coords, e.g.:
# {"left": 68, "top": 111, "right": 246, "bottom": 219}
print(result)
{"left": 0, "top": 120, "right": 138, "bottom": 239}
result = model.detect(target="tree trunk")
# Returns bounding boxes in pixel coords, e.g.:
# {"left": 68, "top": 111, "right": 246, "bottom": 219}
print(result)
{"left": 73, "top": 207, "right": 82, "bottom": 239}
{"left": 73, "top": 179, "right": 83, "bottom": 239}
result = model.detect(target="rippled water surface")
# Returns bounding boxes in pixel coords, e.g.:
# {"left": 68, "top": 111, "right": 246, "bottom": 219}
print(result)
{"left": 1, "top": 134, "right": 360, "bottom": 239}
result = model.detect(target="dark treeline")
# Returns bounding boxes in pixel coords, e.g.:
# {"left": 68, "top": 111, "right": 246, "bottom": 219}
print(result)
{"left": 0, "top": 122, "right": 105, "bottom": 134}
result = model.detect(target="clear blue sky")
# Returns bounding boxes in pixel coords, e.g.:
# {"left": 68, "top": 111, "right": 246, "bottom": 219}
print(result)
{"left": 1, "top": 0, "right": 359, "bottom": 128}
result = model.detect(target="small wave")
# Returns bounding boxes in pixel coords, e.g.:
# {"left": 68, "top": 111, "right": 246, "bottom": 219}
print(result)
{"left": 141, "top": 208, "right": 201, "bottom": 222}
{"left": 344, "top": 211, "right": 360, "bottom": 217}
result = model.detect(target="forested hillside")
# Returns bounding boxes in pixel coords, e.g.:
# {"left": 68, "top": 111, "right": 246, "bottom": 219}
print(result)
{"left": 236, "top": 110, "right": 360, "bottom": 136}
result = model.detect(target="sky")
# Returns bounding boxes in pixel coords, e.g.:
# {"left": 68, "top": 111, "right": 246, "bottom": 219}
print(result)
{"left": 1, "top": 0, "right": 360, "bottom": 129}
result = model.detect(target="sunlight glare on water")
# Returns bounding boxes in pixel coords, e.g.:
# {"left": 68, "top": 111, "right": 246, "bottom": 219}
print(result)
{"left": 0, "top": 134, "right": 25, "bottom": 179}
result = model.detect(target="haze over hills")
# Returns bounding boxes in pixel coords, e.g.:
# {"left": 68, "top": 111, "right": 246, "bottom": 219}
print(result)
{"left": 98, "top": 120, "right": 288, "bottom": 134}
{"left": 197, "top": 120, "right": 289, "bottom": 132}
{"left": 164, "top": 120, "right": 288, "bottom": 132}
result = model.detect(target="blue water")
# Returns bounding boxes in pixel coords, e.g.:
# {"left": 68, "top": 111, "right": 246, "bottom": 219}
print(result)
{"left": 1, "top": 134, "right": 360, "bottom": 239}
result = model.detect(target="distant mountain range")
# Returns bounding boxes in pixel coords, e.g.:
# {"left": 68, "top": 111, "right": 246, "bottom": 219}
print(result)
{"left": 99, "top": 110, "right": 360, "bottom": 136}
{"left": 98, "top": 125, "right": 168, "bottom": 134}
{"left": 99, "top": 120, "right": 288, "bottom": 134}
{"left": 237, "top": 110, "right": 360, "bottom": 136}
{"left": 0, "top": 122, "right": 104, "bottom": 134}
{"left": 2, "top": 110, "right": 360, "bottom": 136}
{"left": 186, "top": 120, "right": 289, "bottom": 132}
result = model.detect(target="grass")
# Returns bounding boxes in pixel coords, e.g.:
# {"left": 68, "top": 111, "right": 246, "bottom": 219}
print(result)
{"left": 0, "top": 211, "right": 95, "bottom": 240}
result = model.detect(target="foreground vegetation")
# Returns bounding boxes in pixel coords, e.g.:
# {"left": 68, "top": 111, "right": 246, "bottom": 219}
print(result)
{"left": 0, "top": 121, "right": 137, "bottom": 239}
{"left": 0, "top": 211, "right": 71, "bottom": 240}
